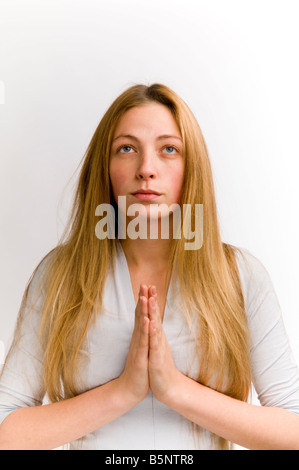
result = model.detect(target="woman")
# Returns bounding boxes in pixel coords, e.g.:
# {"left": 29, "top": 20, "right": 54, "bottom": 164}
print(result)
{"left": 0, "top": 83, "right": 299, "bottom": 450}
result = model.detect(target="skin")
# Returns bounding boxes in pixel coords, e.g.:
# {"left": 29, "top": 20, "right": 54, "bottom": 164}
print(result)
{"left": 110, "top": 103, "right": 299, "bottom": 449}
{"left": 109, "top": 102, "right": 185, "bottom": 268}
{"left": 117, "top": 283, "right": 180, "bottom": 404}
{"left": 1, "top": 103, "right": 299, "bottom": 450}
{"left": 109, "top": 102, "right": 185, "bottom": 401}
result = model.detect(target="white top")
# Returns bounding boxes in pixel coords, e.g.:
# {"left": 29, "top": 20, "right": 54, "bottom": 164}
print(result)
{"left": 1, "top": 242, "right": 299, "bottom": 449}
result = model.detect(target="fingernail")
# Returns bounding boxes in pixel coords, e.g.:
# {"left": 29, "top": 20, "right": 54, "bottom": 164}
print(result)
{"left": 150, "top": 297, "right": 156, "bottom": 307}
{"left": 152, "top": 286, "right": 157, "bottom": 295}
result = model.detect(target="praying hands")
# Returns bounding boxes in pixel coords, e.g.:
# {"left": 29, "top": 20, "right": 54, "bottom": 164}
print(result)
{"left": 118, "top": 284, "right": 185, "bottom": 405}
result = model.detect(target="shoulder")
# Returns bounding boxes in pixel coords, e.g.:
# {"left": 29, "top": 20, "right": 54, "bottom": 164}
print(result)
{"left": 234, "top": 246, "right": 272, "bottom": 286}
{"left": 232, "top": 246, "right": 281, "bottom": 320}
{"left": 22, "top": 247, "right": 61, "bottom": 313}
{"left": 29, "top": 247, "right": 61, "bottom": 289}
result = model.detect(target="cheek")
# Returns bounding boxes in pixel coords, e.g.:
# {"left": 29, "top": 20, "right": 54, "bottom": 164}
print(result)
{"left": 109, "top": 162, "right": 128, "bottom": 197}
{"left": 169, "top": 164, "right": 185, "bottom": 202}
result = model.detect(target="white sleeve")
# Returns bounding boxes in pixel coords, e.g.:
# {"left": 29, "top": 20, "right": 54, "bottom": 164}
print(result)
{"left": 0, "top": 258, "right": 49, "bottom": 425}
{"left": 236, "top": 248, "right": 299, "bottom": 416}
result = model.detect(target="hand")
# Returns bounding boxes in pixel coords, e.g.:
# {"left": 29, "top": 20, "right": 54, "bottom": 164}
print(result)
{"left": 117, "top": 284, "right": 150, "bottom": 404}
{"left": 147, "top": 286, "right": 182, "bottom": 404}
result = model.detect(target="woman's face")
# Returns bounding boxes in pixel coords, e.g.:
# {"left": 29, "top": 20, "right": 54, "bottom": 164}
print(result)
{"left": 109, "top": 103, "right": 185, "bottom": 221}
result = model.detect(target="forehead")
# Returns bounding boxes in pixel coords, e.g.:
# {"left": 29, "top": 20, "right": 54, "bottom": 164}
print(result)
{"left": 113, "top": 103, "right": 181, "bottom": 138}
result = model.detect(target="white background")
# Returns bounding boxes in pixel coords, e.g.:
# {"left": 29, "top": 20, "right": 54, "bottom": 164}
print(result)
{"left": 0, "top": 0, "right": 299, "bottom": 449}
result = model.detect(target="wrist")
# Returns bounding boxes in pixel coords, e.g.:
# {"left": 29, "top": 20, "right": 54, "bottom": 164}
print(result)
{"left": 114, "top": 375, "right": 146, "bottom": 408}
{"left": 158, "top": 370, "right": 188, "bottom": 406}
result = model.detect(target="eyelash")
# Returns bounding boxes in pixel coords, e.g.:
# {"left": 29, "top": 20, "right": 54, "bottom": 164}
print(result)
{"left": 117, "top": 145, "right": 179, "bottom": 154}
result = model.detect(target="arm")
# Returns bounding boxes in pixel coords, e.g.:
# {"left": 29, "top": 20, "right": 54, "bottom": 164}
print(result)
{"left": 161, "top": 372, "right": 299, "bottom": 450}
{"left": 0, "top": 285, "right": 150, "bottom": 450}
{"left": 0, "top": 378, "right": 136, "bottom": 450}
{"left": 147, "top": 281, "right": 299, "bottom": 450}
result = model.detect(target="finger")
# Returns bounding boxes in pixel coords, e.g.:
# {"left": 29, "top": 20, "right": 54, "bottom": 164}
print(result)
{"left": 137, "top": 285, "right": 148, "bottom": 311}
{"left": 140, "top": 295, "right": 148, "bottom": 317}
{"left": 140, "top": 284, "right": 149, "bottom": 299}
{"left": 149, "top": 319, "right": 159, "bottom": 351}
{"left": 139, "top": 315, "right": 150, "bottom": 350}
{"left": 148, "top": 285, "right": 157, "bottom": 300}
{"left": 149, "top": 285, "right": 158, "bottom": 307}
{"left": 135, "top": 296, "right": 148, "bottom": 330}
{"left": 148, "top": 295, "right": 160, "bottom": 325}
{"left": 150, "top": 285, "right": 157, "bottom": 296}
{"left": 135, "top": 291, "right": 148, "bottom": 332}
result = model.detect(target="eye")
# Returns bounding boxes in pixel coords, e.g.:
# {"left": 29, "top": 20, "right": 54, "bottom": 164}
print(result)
{"left": 163, "top": 145, "right": 178, "bottom": 154}
{"left": 118, "top": 145, "right": 135, "bottom": 154}
{"left": 116, "top": 144, "right": 179, "bottom": 155}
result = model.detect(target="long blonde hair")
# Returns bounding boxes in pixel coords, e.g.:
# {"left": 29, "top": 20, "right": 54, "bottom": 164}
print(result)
{"left": 6, "top": 83, "right": 252, "bottom": 449}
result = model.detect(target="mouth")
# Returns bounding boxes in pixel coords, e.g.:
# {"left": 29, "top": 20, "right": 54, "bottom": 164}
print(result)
{"left": 131, "top": 189, "right": 162, "bottom": 202}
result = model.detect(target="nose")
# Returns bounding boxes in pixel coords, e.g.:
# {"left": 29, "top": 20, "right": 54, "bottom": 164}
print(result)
{"left": 136, "top": 153, "right": 157, "bottom": 180}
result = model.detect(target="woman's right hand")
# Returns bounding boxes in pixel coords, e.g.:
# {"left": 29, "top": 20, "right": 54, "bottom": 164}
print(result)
{"left": 117, "top": 284, "right": 150, "bottom": 404}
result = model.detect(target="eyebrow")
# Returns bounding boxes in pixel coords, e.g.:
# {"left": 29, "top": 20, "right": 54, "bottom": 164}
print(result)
{"left": 112, "top": 134, "right": 183, "bottom": 143}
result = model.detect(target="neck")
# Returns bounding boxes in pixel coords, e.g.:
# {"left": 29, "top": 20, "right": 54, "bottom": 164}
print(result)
{"left": 117, "top": 212, "right": 175, "bottom": 269}
{"left": 119, "top": 237, "right": 172, "bottom": 270}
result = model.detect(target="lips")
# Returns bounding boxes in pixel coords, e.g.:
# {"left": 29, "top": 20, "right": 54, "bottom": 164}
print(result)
{"left": 132, "top": 189, "right": 161, "bottom": 196}
{"left": 131, "top": 189, "right": 162, "bottom": 201}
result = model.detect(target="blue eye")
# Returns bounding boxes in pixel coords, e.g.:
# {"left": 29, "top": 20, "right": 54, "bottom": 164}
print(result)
{"left": 164, "top": 146, "right": 177, "bottom": 154}
{"left": 118, "top": 145, "right": 134, "bottom": 153}
{"left": 117, "top": 144, "right": 179, "bottom": 155}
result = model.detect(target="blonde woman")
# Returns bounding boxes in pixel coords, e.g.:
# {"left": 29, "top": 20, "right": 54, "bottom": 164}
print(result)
{"left": 0, "top": 83, "right": 299, "bottom": 450}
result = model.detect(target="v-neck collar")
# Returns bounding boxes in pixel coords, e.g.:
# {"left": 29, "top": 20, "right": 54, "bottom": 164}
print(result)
{"left": 116, "top": 239, "right": 173, "bottom": 324}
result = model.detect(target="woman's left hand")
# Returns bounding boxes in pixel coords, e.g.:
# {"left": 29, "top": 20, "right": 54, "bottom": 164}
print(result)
{"left": 146, "top": 286, "right": 184, "bottom": 404}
